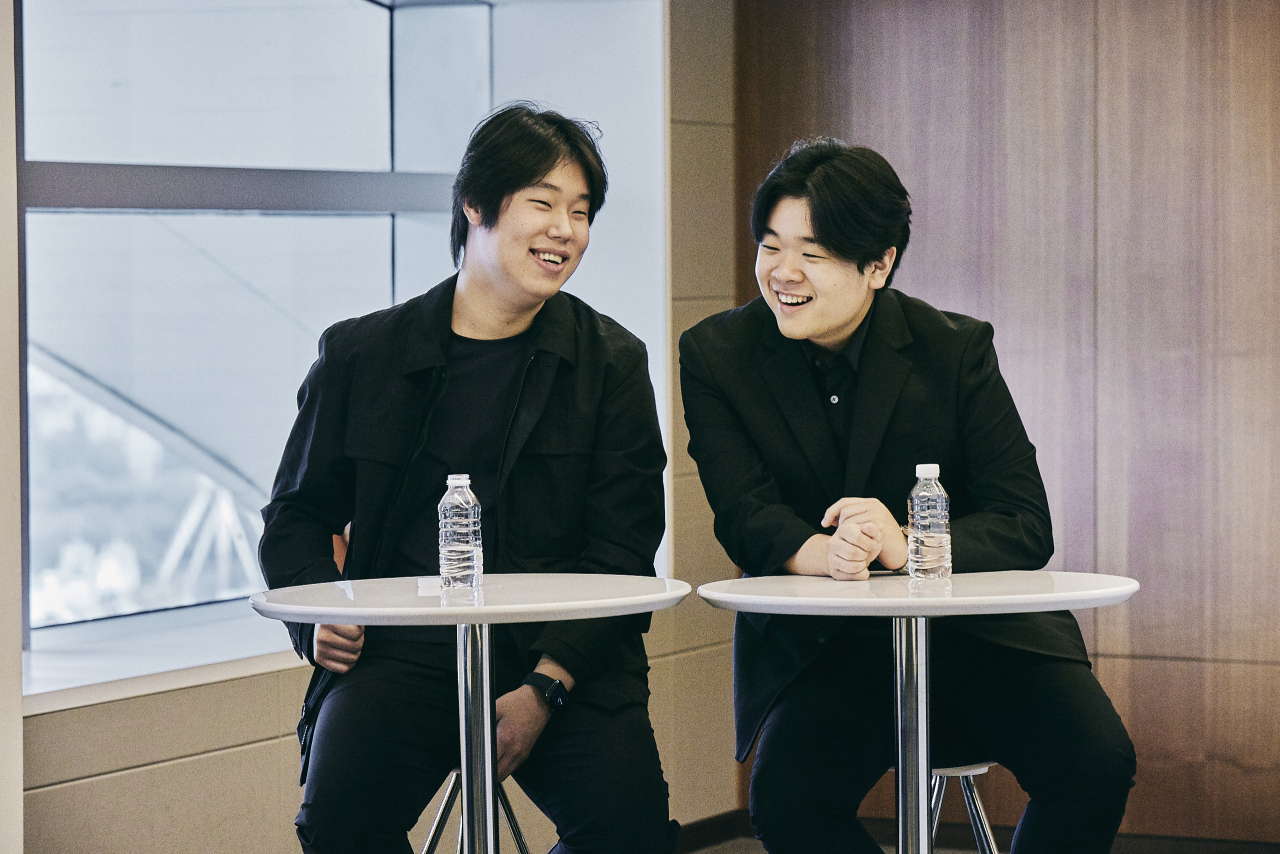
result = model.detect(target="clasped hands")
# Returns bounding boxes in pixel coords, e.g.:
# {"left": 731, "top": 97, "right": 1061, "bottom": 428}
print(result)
{"left": 786, "top": 496, "right": 908, "bottom": 581}
{"left": 315, "top": 624, "right": 568, "bottom": 780}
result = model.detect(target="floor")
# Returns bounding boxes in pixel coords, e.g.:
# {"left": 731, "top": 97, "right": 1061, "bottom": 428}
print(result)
{"left": 692, "top": 836, "right": 1280, "bottom": 854}
{"left": 694, "top": 841, "right": 972, "bottom": 854}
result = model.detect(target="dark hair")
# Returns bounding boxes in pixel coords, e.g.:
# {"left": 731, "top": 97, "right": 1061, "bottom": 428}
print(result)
{"left": 750, "top": 138, "right": 911, "bottom": 287}
{"left": 450, "top": 102, "right": 608, "bottom": 266}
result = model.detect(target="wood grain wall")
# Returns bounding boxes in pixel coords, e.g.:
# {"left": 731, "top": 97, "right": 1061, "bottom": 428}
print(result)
{"left": 735, "top": 0, "right": 1280, "bottom": 842}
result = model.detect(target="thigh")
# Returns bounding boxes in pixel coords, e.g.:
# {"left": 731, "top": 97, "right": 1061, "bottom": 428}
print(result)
{"left": 932, "top": 639, "right": 1136, "bottom": 795}
{"left": 749, "top": 632, "right": 898, "bottom": 854}
{"left": 297, "top": 654, "right": 460, "bottom": 854}
{"left": 514, "top": 701, "right": 676, "bottom": 854}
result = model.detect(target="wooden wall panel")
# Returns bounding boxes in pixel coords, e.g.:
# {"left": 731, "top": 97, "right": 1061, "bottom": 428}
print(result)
{"left": 1095, "top": 0, "right": 1280, "bottom": 664}
{"left": 1097, "top": 656, "right": 1280, "bottom": 841}
{"left": 736, "top": 0, "right": 1098, "bottom": 595}
{"left": 736, "top": 0, "right": 1280, "bottom": 842}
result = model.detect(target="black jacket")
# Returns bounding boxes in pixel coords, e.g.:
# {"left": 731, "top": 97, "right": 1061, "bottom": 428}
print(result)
{"left": 679, "top": 288, "right": 1088, "bottom": 760}
{"left": 260, "top": 276, "right": 667, "bottom": 710}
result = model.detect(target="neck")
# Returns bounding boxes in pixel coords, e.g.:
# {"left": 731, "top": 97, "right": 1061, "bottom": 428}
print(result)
{"left": 453, "top": 266, "right": 544, "bottom": 340}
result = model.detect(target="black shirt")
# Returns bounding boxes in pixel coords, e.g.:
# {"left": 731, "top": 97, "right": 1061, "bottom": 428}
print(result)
{"left": 378, "top": 328, "right": 533, "bottom": 649}
{"left": 799, "top": 301, "right": 874, "bottom": 467}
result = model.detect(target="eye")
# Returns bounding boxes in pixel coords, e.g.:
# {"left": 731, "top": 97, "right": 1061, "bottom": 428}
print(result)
{"left": 803, "top": 252, "right": 826, "bottom": 260}
{"left": 531, "top": 198, "right": 552, "bottom": 209}
{"left": 760, "top": 243, "right": 779, "bottom": 252}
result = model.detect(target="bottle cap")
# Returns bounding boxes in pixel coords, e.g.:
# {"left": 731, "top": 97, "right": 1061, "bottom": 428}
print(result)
{"left": 446, "top": 473, "right": 471, "bottom": 486}
{"left": 915, "top": 463, "right": 940, "bottom": 479}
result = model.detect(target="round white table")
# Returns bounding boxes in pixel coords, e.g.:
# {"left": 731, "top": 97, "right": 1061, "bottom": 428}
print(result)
{"left": 251, "top": 573, "right": 690, "bottom": 854}
{"left": 698, "top": 570, "right": 1138, "bottom": 854}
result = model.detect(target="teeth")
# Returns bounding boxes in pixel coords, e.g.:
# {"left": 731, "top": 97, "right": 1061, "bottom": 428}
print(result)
{"left": 536, "top": 252, "right": 566, "bottom": 264}
{"left": 777, "top": 293, "right": 812, "bottom": 305}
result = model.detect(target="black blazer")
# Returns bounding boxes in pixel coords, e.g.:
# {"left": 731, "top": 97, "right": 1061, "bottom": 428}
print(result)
{"left": 680, "top": 288, "right": 1088, "bottom": 760}
{"left": 260, "top": 276, "right": 667, "bottom": 710}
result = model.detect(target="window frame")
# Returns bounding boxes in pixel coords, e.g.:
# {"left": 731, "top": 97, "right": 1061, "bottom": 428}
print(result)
{"left": 14, "top": 0, "right": 465, "bottom": 647}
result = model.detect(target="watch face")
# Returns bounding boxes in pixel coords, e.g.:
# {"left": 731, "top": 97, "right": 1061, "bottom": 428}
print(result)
{"left": 526, "top": 672, "right": 566, "bottom": 710}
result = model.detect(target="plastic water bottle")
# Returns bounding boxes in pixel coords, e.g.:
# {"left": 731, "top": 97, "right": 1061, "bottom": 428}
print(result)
{"left": 906, "top": 463, "right": 952, "bottom": 579}
{"left": 438, "top": 474, "right": 482, "bottom": 589}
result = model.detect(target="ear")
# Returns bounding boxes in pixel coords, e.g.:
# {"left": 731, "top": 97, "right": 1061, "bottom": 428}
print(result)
{"left": 868, "top": 246, "right": 897, "bottom": 290}
{"left": 463, "top": 202, "right": 484, "bottom": 228}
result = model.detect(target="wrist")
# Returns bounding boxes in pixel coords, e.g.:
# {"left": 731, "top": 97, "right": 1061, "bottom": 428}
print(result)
{"left": 882, "top": 525, "right": 910, "bottom": 571}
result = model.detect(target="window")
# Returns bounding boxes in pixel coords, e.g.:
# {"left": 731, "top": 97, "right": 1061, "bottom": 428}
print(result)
{"left": 19, "top": 0, "right": 669, "bottom": 645}
{"left": 19, "top": 0, "right": 491, "bottom": 632}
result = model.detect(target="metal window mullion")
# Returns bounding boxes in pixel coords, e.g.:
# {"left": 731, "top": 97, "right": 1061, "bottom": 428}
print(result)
{"left": 18, "top": 161, "right": 454, "bottom": 214}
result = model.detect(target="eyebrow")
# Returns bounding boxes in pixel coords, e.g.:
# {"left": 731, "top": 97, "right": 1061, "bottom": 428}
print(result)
{"left": 762, "top": 227, "right": 821, "bottom": 246}
{"left": 531, "top": 180, "right": 592, "bottom": 202}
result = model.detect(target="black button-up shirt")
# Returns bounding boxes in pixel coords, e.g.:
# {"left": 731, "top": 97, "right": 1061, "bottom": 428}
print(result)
{"left": 800, "top": 302, "right": 874, "bottom": 462}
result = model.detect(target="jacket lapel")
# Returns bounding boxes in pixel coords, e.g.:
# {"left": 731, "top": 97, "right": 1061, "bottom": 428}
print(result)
{"left": 497, "top": 350, "right": 557, "bottom": 495}
{"left": 759, "top": 334, "right": 843, "bottom": 501}
{"left": 497, "top": 293, "right": 576, "bottom": 495}
{"left": 844, "top": 290, "right": 913, "bottom": 497}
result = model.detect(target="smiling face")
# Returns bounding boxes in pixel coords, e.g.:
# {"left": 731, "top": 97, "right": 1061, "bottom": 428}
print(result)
{"left": 462, "top": 159, "right": 591, "bottom": 315}
{"left": 755, "top": 196, "right": 895, "bottom": 352}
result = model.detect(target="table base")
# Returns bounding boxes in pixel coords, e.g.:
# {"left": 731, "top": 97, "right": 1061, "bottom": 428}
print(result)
{"left": 458, "top": 623, "right": 497, "bottom": 854}
{"left": 894, "top": 615, "right": 931, "bottom": 854}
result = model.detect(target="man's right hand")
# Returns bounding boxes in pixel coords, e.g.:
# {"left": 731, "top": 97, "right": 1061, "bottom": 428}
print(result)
{"left": 315, "top": 624, "right": 365, "bottom": 673}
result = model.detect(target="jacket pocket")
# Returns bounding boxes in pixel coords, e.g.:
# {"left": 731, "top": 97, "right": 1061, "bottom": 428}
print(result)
{"left": 510, "top": 419, "right": 594, "bottom": 554}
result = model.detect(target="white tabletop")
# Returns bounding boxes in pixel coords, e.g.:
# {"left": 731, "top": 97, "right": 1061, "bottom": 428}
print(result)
{"left": 250, "top": 574, "right": 690, "bottom": 626}
{"left": 698, "top": 570, "right": 1137, "bottom": 617}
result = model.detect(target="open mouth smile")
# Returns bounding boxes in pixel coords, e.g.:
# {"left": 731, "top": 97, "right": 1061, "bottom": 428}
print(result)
{"left": 532, "top": 249, "right": 568, "bottom": 268}
{"left": 776, "top": 292, "right": 813, "bottom": 306}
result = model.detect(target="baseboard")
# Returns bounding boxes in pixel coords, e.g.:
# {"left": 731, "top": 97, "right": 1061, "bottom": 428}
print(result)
{"left": 862, "top": 817, "right": 1280, "bottom": 854}
{"left": 676, "top": 810, "right": 753, "bottom": 853}
{"left": 862, "top": 817, "right": 1016, "bottom": 850}
{"left": 676, "top": 812, "right": 1280, "bottom": 853}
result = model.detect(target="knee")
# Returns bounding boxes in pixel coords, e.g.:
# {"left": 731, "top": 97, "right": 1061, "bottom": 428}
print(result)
{"left": 1024, "top": 729, "right": 1136, "bottom": 804}
{"left": 1078, "top": 731, "right": 1137, "bottom": 797}
{"left": 544, "top": 774, "right": 674, "bottom": 854}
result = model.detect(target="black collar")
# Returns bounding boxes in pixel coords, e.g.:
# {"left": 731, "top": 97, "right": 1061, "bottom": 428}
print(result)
{"left": 400, "top": 274, "right": 578, "bottom": 375}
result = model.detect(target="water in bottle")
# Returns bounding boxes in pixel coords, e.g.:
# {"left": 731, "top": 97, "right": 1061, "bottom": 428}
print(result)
{"left": 906, "top": 463, "right": 952, "bottom": 579}
{"left": 438, "top": 474, "right": 483, "bottom": 589}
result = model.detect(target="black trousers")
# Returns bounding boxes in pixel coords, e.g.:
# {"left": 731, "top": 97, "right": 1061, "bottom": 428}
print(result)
{"left": 750, "top": 622, "right": 1136, "bottom": 854}
{"left": 296, "top": 646, "right": 677, "bottom": 854}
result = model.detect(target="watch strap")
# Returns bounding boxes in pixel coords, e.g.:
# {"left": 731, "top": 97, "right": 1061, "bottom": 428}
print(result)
{"left": 523, "top": 671, "right": 568, "bottom": 712}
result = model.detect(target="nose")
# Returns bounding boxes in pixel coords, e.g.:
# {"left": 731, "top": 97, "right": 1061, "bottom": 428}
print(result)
{"left": 546, "top": 207, "right": 574, "bottom": 241}
{"left": 772, "top": 251, "right": 803, "bottom": 283}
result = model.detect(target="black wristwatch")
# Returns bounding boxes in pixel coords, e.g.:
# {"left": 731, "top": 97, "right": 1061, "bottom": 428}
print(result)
{"left": 523, "top": 671, "right": 569, "bottom": 712}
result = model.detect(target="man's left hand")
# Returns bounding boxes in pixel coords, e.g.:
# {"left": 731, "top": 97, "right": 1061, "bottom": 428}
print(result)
{"left": 823, "top": 497, "right": 909, "bottom": 571}
{"left": 494, "top": 686, "right": 552, "bottom": 781}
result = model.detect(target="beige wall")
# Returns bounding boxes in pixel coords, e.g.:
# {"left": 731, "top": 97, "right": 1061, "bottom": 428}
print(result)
{"left": 651, "top": 0, "right": 741, "bottom": 825}
{"left": 1, "top": 0, "right": 23, "bottom": 847}
{"left": 20, "top": 2, "right": 745, "bottom": 849}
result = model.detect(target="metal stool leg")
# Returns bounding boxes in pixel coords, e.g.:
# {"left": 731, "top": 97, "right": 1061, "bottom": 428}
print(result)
{"left": 424, "top": 771, "right": 463, "bottom": 854}
{"left": 929, "top": 775, "right": 947, "bottom": 840}
{"left": 421, "top": 771, "right": 531, "bottom": 854}
{"left": 495, "top": 780, "right": 531, "bottom": 854}
{"left": 958, "top": 774, "right": 999, "bottom": 854}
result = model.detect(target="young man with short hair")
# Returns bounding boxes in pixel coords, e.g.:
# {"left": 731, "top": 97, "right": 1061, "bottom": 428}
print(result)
{"left": 261, "top": 103, "right": 676, "bottom": 854}
{"left": 680, "top": 139, "right": 1135, "bottom": 853}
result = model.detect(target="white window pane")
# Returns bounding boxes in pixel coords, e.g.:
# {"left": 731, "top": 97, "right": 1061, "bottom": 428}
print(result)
{"left": 26, "top": 211, "right": 392, "bottom": 625}
{"left": 28, "top": 364, "right": 265, "bottom": 626}
{"left": 394, "top": 212, "right": 456, "bottom": 303}
{"left": 23, "top": 0, "right": 391, "bottom": 171}
{"left": 393, "top": 4, "right": 491, "bottom": 173}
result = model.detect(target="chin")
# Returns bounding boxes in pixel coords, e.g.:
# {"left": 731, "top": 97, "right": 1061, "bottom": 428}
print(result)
{"left": 771, "top": 315, "right": 809, "bottom": 341}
